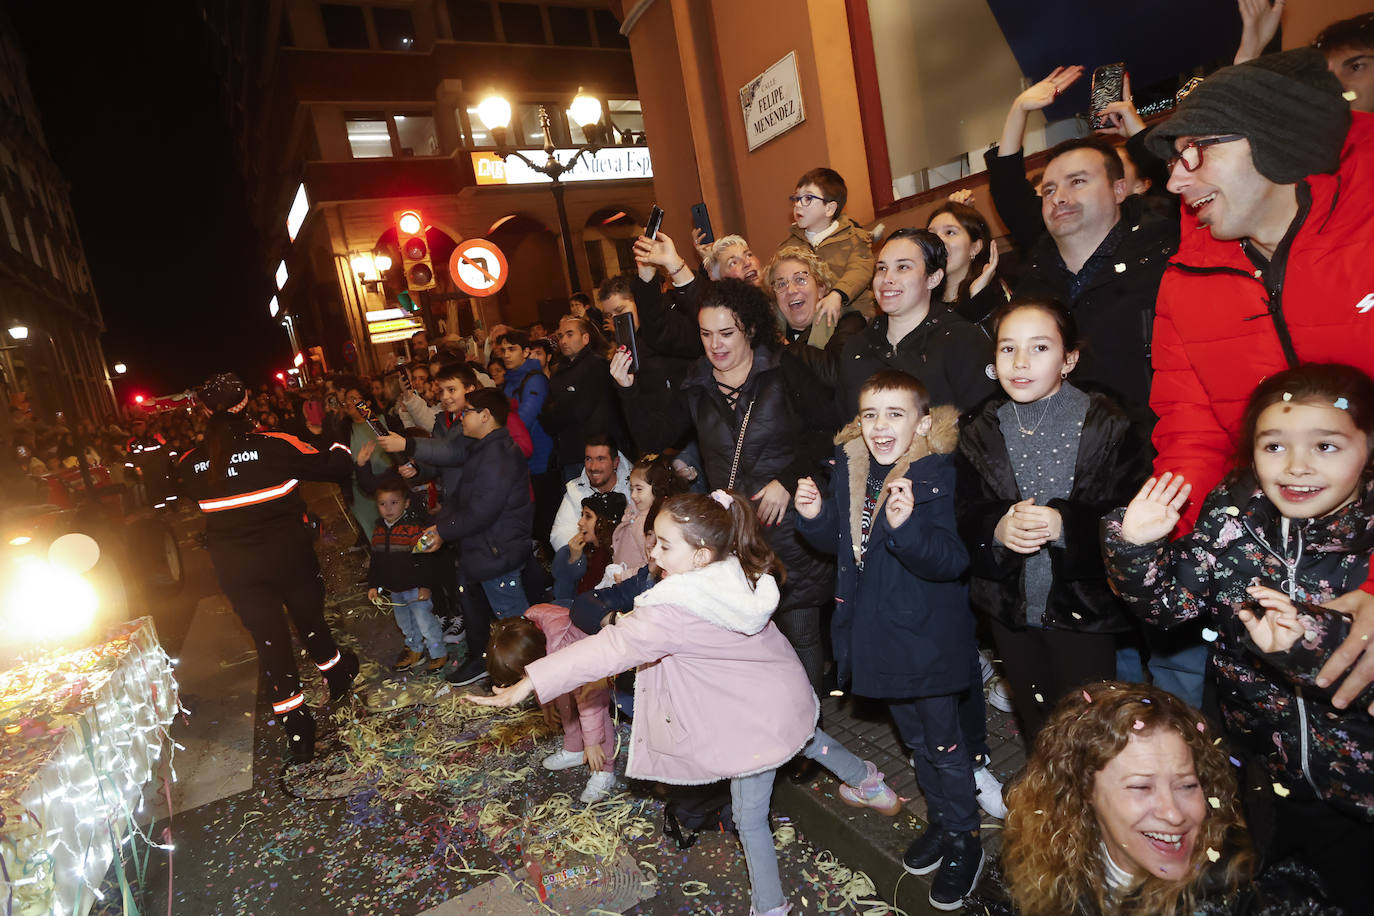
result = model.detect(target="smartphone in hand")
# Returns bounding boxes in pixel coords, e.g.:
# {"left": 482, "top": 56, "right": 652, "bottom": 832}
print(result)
{"left": 645, "top": 205, "right": 665, "bottom": 240}
{"left": 613, "top": 312, "right": 640, "bottom": 375}
{"left": 1089, "top": 62, "right": 1126, "bottom": 130}
{"left": 691, "top": 202, "right": 714, "bottom": 245}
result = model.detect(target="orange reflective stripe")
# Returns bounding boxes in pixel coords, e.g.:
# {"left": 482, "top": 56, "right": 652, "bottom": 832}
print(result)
{"left": 316, "top": 650, "right": 341, "bottom": 671}
{"left": 258, "top": 431, "right": 320, "bottom": 455}
{"left": 197, "top": 479, "right": 299, "bottom": 512}
{"left": 272, "top": 693, "right": 305, "bottom": 714}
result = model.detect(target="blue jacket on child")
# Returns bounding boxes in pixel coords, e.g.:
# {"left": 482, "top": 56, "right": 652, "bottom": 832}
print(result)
{"left": 798, "top": 407, "right": 973, "bottom": 699}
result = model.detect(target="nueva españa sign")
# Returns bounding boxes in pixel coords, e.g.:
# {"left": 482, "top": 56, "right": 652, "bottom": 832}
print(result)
{"left": 739, "top": 51, "right": 806, "bottom": 152}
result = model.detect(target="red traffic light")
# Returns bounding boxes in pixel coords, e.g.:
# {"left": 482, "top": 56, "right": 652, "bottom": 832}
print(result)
{"left": 275, "top": 372, "right": 286, "bottom": 382}
{"left": 397, "top": 210, "right": 423, "bottom": 235}
{"left": 133, "top": 394, "right": 145, "bottom": 404}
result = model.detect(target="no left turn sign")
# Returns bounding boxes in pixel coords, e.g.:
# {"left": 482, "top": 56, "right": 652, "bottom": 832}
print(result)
{"left": 449, "top": 239, "right": 509, "bottom": 298}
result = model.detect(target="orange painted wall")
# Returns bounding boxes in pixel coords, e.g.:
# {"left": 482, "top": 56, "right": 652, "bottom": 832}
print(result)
{"left": 1283, "top": 1, "right": 1374, "bottom": 48}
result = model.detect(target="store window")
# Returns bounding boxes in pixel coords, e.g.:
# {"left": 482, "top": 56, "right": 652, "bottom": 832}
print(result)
{"left": 320, "top": 4, "right": 369, "bottom": 49}
{"left": 500, "top": 2, "right": 545, "bottom": 44}
{"left": 394, "top": 114, "right": 439, "bottom": 156}
{"left": 345, "top": 114, "right": 392, "bottom": 158}
{"left": 448, "top": 0, "right": 497, "bottom": 41}
{"left": 548, "top": 6, "right": 592, "bottom": 47}
{"left": 373, "top": 7, "right": 417, "bottom": 50}
{"left": 607, "top": 99, "right": 644, "bottom": 145}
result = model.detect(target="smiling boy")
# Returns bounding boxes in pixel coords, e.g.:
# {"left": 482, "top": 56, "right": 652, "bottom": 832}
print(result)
{"left": 777, "top": 167, "right": 875, "bottom": 323}
{"left": 795, "top": 371, "right": 984, "bottom": 911}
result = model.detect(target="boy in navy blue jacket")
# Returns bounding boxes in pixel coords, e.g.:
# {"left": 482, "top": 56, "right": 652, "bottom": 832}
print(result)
{"left": 795, "top": 370, "right": 983, "bottom": 912}
{"left": 368, "top": 477, "right": 445, "bottom": 672}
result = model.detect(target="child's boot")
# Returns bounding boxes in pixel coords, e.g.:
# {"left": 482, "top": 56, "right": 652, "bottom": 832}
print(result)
{"left": 837, "top": 760, "right": 902, "bottom": 816}
{"left": 928, "top": 829, "right": 984, "bottom": 911}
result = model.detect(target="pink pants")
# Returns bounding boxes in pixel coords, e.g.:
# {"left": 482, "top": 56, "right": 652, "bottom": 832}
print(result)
{"left": 553, "top": 685, "right": 614, "bottom": 772}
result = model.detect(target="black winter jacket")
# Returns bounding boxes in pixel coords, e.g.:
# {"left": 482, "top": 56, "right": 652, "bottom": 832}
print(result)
{"left": 1011, "top": 194, "right": 1178, "bottom": 429}
{"left": 433, "top": 427, "right": 532, "bottom": 582}
{"left": 956, "top": 392, "right": 1146, "bottom": 633}
{"left": 1104, "top": 473, "right": 1374, "bottom": 822}
{"left": 797, "top": 410, "right": 973, "bottom": 698}
{"left": 837, "top": 309, "right": 996, "bottom": 416}
{"left": 539, "top": 346, "right": 615, "bottom": 468}
{"left": 619, "top": 344, "right": 838, "bottom": 611}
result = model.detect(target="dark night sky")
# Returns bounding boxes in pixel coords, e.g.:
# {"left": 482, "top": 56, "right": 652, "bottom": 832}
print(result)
{"left": 5, "top": 1, "right": 286, "bottom": 399}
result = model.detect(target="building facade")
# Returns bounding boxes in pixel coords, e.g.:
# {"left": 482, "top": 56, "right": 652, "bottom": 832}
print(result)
{"left": 202, "top": 0, "right": 655, "bottom": 378}
{"left": 0, "top": 9, "right": 115, "bottom": 426}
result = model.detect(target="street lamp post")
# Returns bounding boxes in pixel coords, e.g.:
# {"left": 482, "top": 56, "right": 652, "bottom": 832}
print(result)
{"left": 475, "top": 91, "right": 609, "bottom": 294}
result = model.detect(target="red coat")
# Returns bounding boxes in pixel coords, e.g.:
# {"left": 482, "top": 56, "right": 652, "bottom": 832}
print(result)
{"left": 1150, "top": 112, "right": 1374, "bottom": 531}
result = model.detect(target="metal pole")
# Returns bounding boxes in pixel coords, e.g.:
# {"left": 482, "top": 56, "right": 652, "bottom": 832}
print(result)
{"left": 550, "top": 179, "right": 580, "bottom": 295}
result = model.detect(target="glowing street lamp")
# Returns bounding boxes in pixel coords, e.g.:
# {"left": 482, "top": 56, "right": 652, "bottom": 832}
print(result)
{"left": 8, "top": 323, "right": 28, "bottom": 341}
{"left": 113, "top": 363, "right": 127, "bottom": 375}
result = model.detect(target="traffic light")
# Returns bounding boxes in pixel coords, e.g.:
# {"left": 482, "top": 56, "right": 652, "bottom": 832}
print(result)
{"left": 395, "top": 209, "right": 436, "bottom": 291}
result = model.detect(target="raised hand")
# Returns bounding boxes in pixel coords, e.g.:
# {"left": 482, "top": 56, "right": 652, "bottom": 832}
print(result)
{"left": 970, "top": 239, "right": 1000, "bottom": 297}
{"left": 690, "top": 227, "right": 713, "bottom": 263}
{"left": 1235, "top": 0, "right": 1285, "bottom": 64}
{"left": 355, "top": 439, "right": 376, "bottom": 466}
{"left": 1119, "top": 473, "right": 1192, "bottom": 545}
{"left": 1093, "top": 74, "right": 1145, "bottom": 137}
{"left": 1239, "top": 584, "right": 1306, "bottom": 653}
{"left": 609, "top": 348, "right": 636, "bottom": 388}
{"left": 1016, "top": 66, "right": 1085, "bottom": 112}
{"left": 885, "top": 478, "right": 915, "bottom": 529}
{"left": 793, "top": 476, "right": 823, "bottom": 520}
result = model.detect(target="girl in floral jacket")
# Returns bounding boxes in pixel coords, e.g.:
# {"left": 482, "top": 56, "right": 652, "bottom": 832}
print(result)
{"left": 1102, "top": 364, "right": 1374, "bottom": 910}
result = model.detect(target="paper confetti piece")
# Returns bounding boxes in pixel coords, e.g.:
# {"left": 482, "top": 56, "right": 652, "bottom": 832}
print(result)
{"left": 1133, "top": 720, "right": 1145, "bottom": 730}
{"left": 1206, "top": 848, "right": 1220, "bottom": 862}
{"left": 1272, "top": 783, "right": 1291, "bottom": 797}
{"left": 1208, "top": 796, "right": 1221, "bottom": 809}
{"left": 1202, "top": 628, "right": 1219, "bottom": 642}
{"left": 1197, "top": 722, "right": 1206, "bottom": 732}
{"left": 1082, "top": 690, "right": 1092, "bottom": 703}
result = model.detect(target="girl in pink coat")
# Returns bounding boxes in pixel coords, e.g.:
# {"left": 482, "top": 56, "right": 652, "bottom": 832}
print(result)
{"left": 469, "top": 490, "right": 901, "bottom": 916}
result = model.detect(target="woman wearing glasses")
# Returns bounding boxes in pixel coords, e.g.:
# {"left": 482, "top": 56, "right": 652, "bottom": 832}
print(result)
{"left": 765, "top": 247, "right": 867, "bottom": 359}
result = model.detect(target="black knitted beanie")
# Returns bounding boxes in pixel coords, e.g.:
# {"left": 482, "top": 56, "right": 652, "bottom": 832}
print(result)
{"left": 1146, "top": 48, "right": 1350, "bottom": 184}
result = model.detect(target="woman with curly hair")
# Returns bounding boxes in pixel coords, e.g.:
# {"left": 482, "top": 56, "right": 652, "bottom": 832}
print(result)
{"left": 765, "top": 247, "right": 866, "bottom": 357}
{"left": 611, "top": 278, "right": 841, "bottom": 696}
{"left": 974, "top": 682, "right": 1332, "bottom": 915}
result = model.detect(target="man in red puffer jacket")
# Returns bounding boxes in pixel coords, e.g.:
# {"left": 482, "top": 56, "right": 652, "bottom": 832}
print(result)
{"left": 1145, "top": 48, "right": 1374, "bottom": 710}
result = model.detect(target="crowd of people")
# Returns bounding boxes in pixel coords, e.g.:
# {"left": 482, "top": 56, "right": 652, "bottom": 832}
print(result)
{"left": 28, "top": 11, "right": 1374, "bottom": 914}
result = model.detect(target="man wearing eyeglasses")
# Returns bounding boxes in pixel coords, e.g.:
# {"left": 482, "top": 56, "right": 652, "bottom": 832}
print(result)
{"left": 1145, "top": 48, "right": 1374, "bottom": 716}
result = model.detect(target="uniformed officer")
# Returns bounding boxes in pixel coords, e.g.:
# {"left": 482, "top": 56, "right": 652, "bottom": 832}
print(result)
{"left": 180, "top": 372, "right": 359, "bottom": 762}
{"left": 126, "top": 415, "right": 174, "bottom": 509}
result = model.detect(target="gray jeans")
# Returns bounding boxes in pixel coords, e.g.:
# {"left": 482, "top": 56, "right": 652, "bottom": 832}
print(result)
{"left": 731, "top": 727, "right": 867, "bottom": 912}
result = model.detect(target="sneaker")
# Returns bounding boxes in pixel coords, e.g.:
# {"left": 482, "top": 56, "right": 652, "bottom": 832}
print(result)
{"left": 441, "top": 617, "right": 466, "bottom": 644}
{"left": 974, "top": 766, "right": 1007, "bottom": 819}
{"left": 837, "top": 760, "right": 903, "bottom": 816}
{"left": 445, "top": 655, "right": 489, "bottom": 686}
{"left": 978, "top": 649, "right": 996, "bottom": 684}
{"left": 392, "top": 648, "right": 425, "bottom": 672}
{"left": 988, "top": 677, "right": 1014, "bottom": 714}
{"left": 929, "top": 830, "right": 985, "bottom": 912}
{"left": 580, "top": 770, "right": 616, "bottom": 803}
{"left": 902, "top": 825, "right": 945, "bottom": 876}
{"left": 542, "top": 748, "right": 586, "bottom": 771}
{"left": 424, "top": 654, "right": 448, "bottom": 673}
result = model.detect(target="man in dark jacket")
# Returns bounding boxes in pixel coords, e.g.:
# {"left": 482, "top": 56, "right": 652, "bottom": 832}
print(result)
{"left": 539, "top": 316, "right": 613, "bottom": 482}
{"left": 415, "top": 387, "right": 533, "bottom": 684}
{"left": 838, "top": 228, "right": 996, "bottom": 417}
{"left": 1000, "top": 136, "right": 1178, "bottom": 433}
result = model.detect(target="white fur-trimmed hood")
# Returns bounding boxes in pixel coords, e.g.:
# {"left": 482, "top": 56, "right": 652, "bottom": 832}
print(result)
{"left": 632, "top": 557, "right": 780, "bottom": 635}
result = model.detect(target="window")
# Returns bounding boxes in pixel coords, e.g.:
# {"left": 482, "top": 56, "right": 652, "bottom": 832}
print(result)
{"left": 373, "top": 7, "right": 416, "bottom": 51}
{"left": 447, "top": 0, "right": 497, "bottom": 41}
{"left": 394, "top": 114, "right": 439, "bottom": 156}
{"left": 548, "top": 6, "right": 592, "bottom": 46}
{"left": 516, "top": 103, "right": 568, "bottom": 148}
{"left": 461, "top": 105, "right": 493, "bottom": 147}
{"left": 320, "top": 4, "right": 368, "bottom": 49}
{"left": 43, "top": 237, "right": 57, "bottom": 278}
{"left": 23, "top": 217, "right": 40, "bottom": 267}
{"left": 345, "top": 114, "right": 392, "bottom": 158}
{"left": 0, "top": 196, "right": 18, "bottom": 250}
{"left": 607, "top": 99, "right": 644, "bottom": 145}
{"left": 500, "top": 3, "right": 545, "bottom": 44}
{"left": 593, "top": 10, "right": 627, "bottom": 48}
